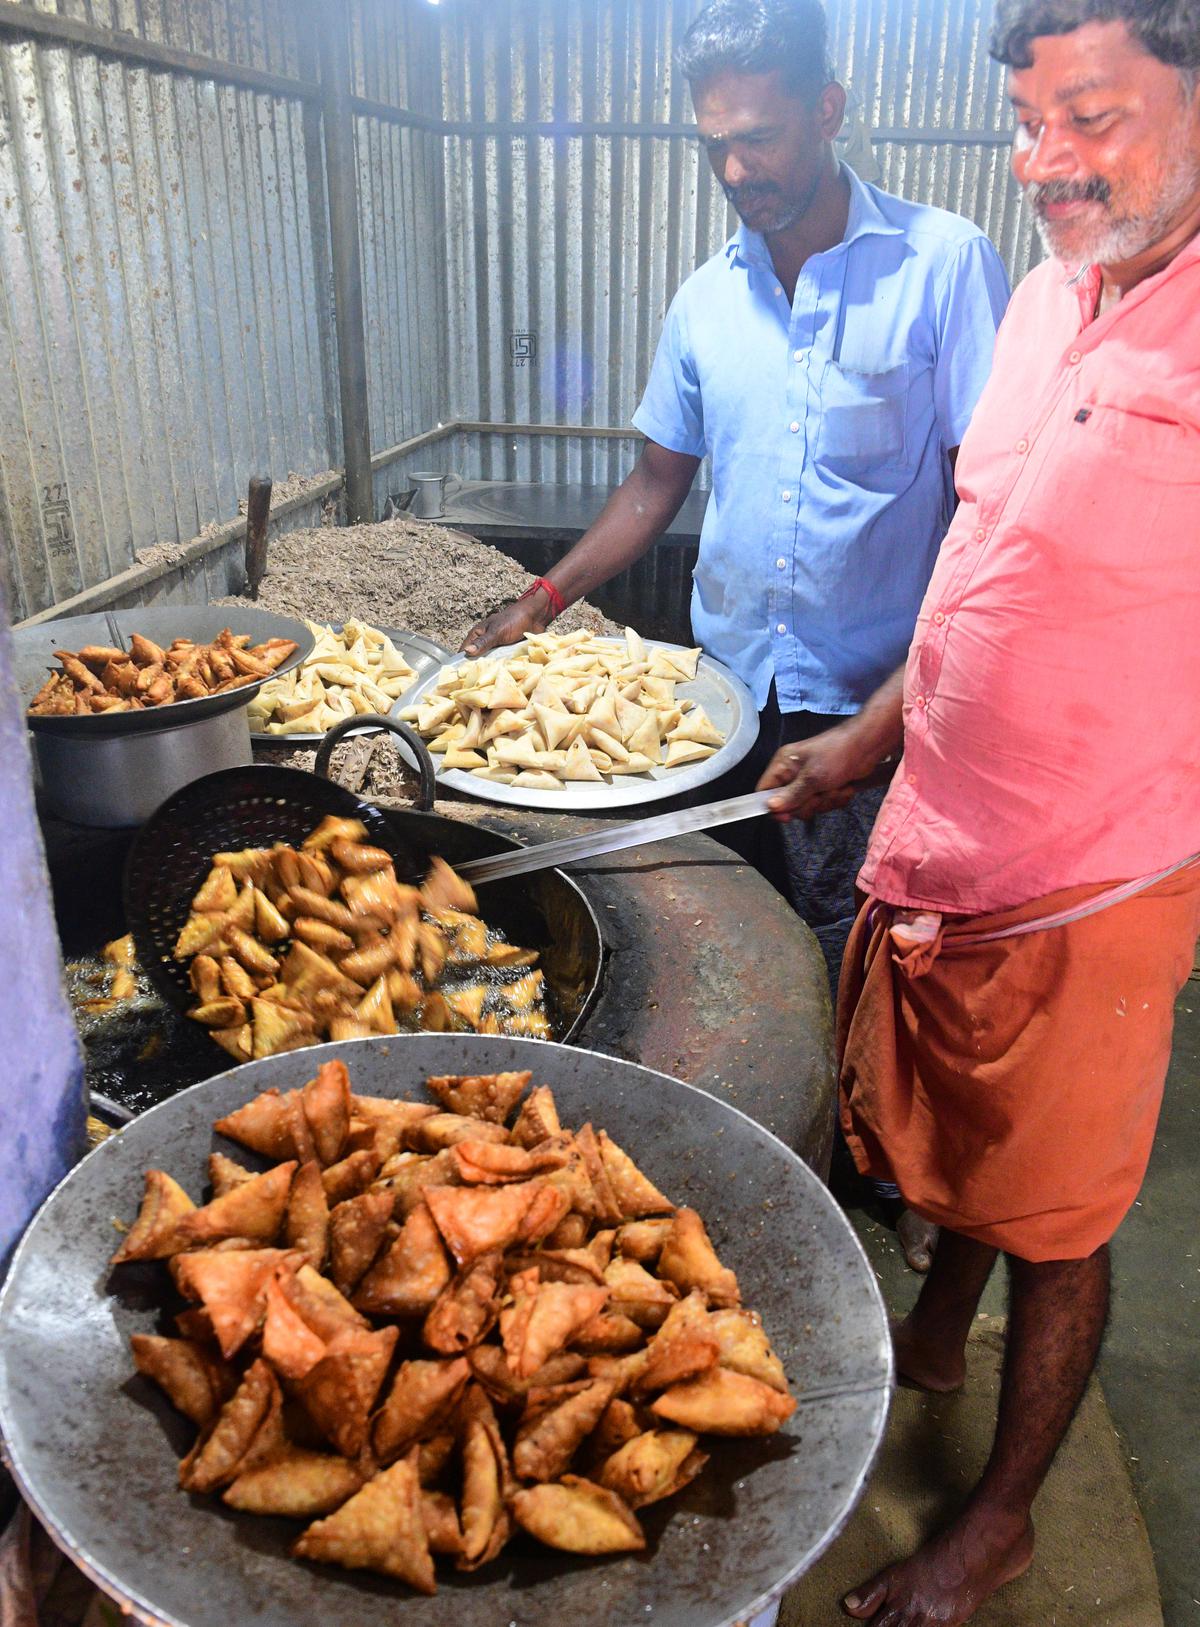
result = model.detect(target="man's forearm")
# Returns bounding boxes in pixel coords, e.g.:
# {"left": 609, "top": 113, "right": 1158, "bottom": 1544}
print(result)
{"left": 543, "top": 445, "right": 699, "bottom": 608}
{"left": 842, "top": 665, "right": 907, "bottom": 776}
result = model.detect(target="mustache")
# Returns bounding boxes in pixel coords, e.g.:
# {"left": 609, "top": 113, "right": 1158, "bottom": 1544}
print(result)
{"left": 722, "top": 180, "right": 780, "bottom": 208}
{"left": 1029, "top": 176, "right": 1111, "bottom": 213}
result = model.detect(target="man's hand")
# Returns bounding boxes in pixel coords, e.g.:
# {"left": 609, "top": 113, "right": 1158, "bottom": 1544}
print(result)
{"left": 756, "top": 722, "right": 882, "bottom": 822}
{"left": 461, "top": 596, "right": 547, "bottom": 657}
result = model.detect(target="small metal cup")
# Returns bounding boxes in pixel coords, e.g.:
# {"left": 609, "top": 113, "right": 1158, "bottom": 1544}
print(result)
{"left": 407, "top": 471, "right": 449, "bottom": 519}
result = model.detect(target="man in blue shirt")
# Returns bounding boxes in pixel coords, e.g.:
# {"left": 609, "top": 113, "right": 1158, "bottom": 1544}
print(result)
{"left": 465, "top": 0, "right": 1008, "bottom": 1142}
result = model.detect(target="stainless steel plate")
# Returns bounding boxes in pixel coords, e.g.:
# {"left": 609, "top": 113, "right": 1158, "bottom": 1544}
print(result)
{"left": 248, "top": 625, "right": 451, "bottom": 745}
{"left": 403, "top": 639, "right": 760, "bottom": 810}
{"left": 0, "top": 1034, "right": 891, "bottom": 1627}
{"left": 15, "top": 607, "right": 313, "bottom": 738}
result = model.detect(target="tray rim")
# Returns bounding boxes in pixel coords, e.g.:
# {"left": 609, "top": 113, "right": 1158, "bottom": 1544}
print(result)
{"left": 0, "top": 1034, "right": 892, "bottom": 1627}
{"left": 402, "top": 635, "right": 760, "bottom": 811}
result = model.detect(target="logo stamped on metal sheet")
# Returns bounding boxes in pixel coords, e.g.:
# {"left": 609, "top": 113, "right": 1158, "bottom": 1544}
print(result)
{"left": 509, "top": 331, "right": 537, "bottom": 367}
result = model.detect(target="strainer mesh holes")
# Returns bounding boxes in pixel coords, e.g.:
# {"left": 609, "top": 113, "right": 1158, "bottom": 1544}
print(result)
{"left": 122, "top": 766, "right": 403, "bottom": 1012}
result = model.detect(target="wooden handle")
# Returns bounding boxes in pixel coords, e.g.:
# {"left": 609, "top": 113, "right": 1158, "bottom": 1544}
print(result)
{"left": 244, "top": 476, "right": 273, "bottom": 600}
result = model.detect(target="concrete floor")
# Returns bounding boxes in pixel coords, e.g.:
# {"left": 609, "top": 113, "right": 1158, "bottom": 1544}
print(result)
{"left": 848, "top": 980, "right": 1200, "bottom": 1625}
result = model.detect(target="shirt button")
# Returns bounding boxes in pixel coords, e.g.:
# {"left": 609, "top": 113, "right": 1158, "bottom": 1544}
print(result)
{"left": 793, "top": 348, "right": 805, "bottom": 362}
{"left": 974, "top": 527, "right": 986, "bottom": 541}
{"left": 774, "top": 286, "right": 783, "bottom": 297}
{"left": 782, "top": 490, "right": 792, "bottom": 502}
{"left": 776, "top": 557, "right": 786, "bottom": 570}
{"left": 914, "top": 694, "right": 927, "bottom": 708}
{"left": 932, "top": 610, "right": 946, "bottom": 625}
{"left": 1068, "top": 349, "right": 1082, "bottom": 364}
{"left": 907, "top": 773, "right": 918, "bottom": 785}
{"left": 776, "top": 623, "right": 787, "bottom": 635}
{"left": 1016, "top": 438, "right": 1029, "bottom": 453}
{"left": 789, "top": 420, "right": 800, "bottom": 433}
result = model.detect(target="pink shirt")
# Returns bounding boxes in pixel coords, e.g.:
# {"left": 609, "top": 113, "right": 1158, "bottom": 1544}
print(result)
{"left": 861, "top": 233, "right": 1200, "bottom": 914}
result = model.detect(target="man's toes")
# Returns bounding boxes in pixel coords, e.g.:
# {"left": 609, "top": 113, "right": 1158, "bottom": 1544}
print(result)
{"left": 843, "top": 1576, "right": 889, "bottom": 1618}
{"left": 896, "top": 1210, "right": 939, "bottom": 1272}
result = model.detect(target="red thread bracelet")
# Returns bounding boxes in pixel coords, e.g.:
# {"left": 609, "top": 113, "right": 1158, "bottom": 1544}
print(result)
{"left": 519, "top": 576, "right": 567, "bottom": 620}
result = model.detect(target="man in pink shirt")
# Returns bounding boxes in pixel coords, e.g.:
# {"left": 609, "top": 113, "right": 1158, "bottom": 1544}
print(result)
{"left": 759, "top": 0, "right": 1200, "bottom": 1621}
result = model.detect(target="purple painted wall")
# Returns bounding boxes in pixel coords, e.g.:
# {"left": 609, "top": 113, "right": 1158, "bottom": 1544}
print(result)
{"left": 0, "top": 587, "right": 86, "bottom": 1271}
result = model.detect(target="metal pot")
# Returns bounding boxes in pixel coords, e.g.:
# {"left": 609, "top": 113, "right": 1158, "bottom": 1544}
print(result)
{"left": 32, "top": 701, "right": 252, "bottom": 828}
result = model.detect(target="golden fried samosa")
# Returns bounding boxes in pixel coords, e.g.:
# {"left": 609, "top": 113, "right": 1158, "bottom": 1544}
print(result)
{"left": 295, "top": 1324, "right": 399, "bottom": 1458}
{"left": 423, "top": 1069, "right": 530, "bottom": 1123}
{"left": 500, "top": 1271, "right": 610, "bottom": 1379}
{"left": 510, "top": 1476, "right": 645, "bottom": 1554}
{"left": 422, "top": 1251, "right": 503, "bottom": 1355}
{"left": 329, "top": 1189, "right": 393, "bottom": 1295}
{"left": 656, "top": 1207, "right": 741, "bottom": 1308}
{"left": 598, "top": 1428, "right": 707, "bottom": 1508}
{"left": 129, "top": 1334, "right": 235, "bottom": 1429}
{"left": 111, "top": 1169, "right": 195, "bottom": 1263}
{"left": 284, "top": 1159, "right": 330, "bottom": 1271}
{"left": 425, "top": 1181, "right": 545, "bottom": 1268}
{"left": 353, "top": 1201, "right": 451, "bottom": 1317}
{"left": 292, "top": 1448, "right": 435, "bottom": 1593}
{"left": 224, "top": 1447, "right": 364, "bottom": 1517}
{"left": 513, "top": 1377, "right": 617, "bottom": 1482}
{"left": 707, "top": 1307, "right": 790, "bottom": 1393}
{"left": 510, "top": 1084, "right": 561, "bottom": 1148}
{"left": 372, "top": 1357, "right": 471, "bottom": 1465}
{"left": 171, "top": 1247, "right": 297, "bottom": 1359}
{"left": 174, "top": 1161, "right": 296, "bottom": 1247}
{"left": 179, "top": 1358, "right": 281, "bottom": 1493}
{"left": 300, "top": 1059, "right": 352, "bottom": 1167}
{"left": 650, "top": 1365, "right": 796, "bottom": 1435}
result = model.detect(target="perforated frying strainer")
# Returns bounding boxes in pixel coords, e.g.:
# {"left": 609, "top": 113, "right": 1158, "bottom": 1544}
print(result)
{"left": 121, "top": 763, "right": 407, "bottom": 1013}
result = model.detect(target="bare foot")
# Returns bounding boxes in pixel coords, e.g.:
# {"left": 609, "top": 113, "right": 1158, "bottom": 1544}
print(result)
{"left": 843, "top": 1509, "right": 1034, "bottom": 1624}
{"left": 897, "top": 1210, "right": 939, "bottom": 1273}
{"left": 892, "top": 1317, "right": 966, "bottom": 1393}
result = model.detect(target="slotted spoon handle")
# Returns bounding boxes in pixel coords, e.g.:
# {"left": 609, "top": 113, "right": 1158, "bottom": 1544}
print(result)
{"left": 455, "top": 789, "right": 773, "bottom": 885}
{"left": 313, "top": 714, "right": 437, "bottom": 810}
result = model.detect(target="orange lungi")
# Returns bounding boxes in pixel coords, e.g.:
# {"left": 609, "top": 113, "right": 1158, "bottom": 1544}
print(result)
{"left": 837, "top": 867, "right": 1200, "bottom": 1262}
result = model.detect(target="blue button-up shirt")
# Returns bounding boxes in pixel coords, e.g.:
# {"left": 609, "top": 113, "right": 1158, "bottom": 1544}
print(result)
{"left": 632, "top": 165, "right": 1011, "bottom": 713}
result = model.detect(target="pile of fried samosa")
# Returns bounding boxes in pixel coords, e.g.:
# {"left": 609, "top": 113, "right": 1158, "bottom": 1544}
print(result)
{"left": 113, "top": 1061, "right": 795, "bottom": 1594}
{"left": 175, "top": 815, "right": 549, "bottom": 1061}
{"left": 28, "top": 628, "right": 298, "bottom": 717}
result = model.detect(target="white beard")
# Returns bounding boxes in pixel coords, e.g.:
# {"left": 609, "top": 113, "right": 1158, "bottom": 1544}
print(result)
{"left": 1033, "top": 139, "right": 1200, "bottom": 266}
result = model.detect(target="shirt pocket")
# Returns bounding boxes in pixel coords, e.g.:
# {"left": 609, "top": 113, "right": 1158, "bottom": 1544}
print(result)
{"left": 1082, "top": 400, "right": 1200, "bottom": 484}
{"left": 816, "top": 359, "right": 909, "bottom": 477}
{"left": 1016, "top": 400, "right": 1196, "bottom": 578}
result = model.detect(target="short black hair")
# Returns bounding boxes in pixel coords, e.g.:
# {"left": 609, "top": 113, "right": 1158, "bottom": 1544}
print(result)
{"left": 990, "top": 0, "right": 1200, "bottom": 73}
{"left": 677, "top": 0, "right": 835, "bottom": 99}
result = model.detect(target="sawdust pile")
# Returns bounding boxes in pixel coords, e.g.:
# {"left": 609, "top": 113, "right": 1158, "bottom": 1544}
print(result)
{"left": 218, "top": 518, "right": 618, "bottom": 652}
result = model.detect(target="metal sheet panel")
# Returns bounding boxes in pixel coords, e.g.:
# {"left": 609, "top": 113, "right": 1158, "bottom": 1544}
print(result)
{"left": 356, "top": 110, "right": 450, "bottom": 451}
{"left": 0, "top": 26, "right": 332, "bottom": 620}
{"left": 22, "top": 0, "right": 306, "bottom": 78}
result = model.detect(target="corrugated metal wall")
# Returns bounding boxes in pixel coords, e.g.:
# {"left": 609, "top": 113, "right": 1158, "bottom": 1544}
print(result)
{"left": 0, "top": 1, "right": 336, "bottom": 621}
{"left": 350, "top": 0, "right": 450, "bottom": 451}
{"left": 1, "top": 0, "right": 1034, "bottom": 619}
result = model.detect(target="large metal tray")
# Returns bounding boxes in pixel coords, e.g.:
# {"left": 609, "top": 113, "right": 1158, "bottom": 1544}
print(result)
{"left": 14, "top": 606, "right": 313, "bottom": 737}
{"left": 249, "top": 625, "right": 450, "bottom": 745}
{"left": 403, "top": 638, "right": 760, "bottom": 810}
{"left": 0, "top": 1034, "right": 891, "bottom": 1627}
